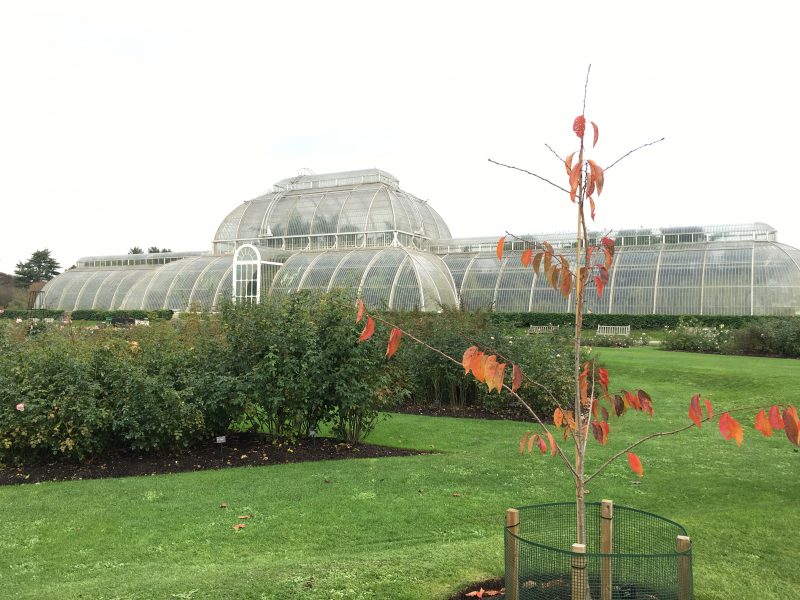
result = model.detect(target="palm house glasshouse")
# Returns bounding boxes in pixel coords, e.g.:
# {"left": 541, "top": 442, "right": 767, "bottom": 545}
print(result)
{"left": 41, "top": 168, "right": 800, "bottom": 316}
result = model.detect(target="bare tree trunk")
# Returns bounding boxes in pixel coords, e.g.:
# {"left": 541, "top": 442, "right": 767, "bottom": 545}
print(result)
{"left": 574, "top": 150, "right": 587, "bottom": 546}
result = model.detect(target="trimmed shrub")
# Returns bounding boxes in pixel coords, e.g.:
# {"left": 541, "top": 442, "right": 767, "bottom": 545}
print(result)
{"left": 662, "top": 320, "right": 733, "bottom": 354}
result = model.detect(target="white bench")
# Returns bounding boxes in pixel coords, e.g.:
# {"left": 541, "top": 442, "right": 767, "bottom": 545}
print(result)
{"left": 528, "top": 325, "right": 560, "bottom": 334}
{"left": 596, "top": 325, "right": 631, "bottom": 337}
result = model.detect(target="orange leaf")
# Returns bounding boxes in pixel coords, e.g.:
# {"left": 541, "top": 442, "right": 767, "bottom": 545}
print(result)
{"left": 547, "top": 266, "right": 560, "bottom": 290}
{"left": 559, "top": 268, "right": 572, "bottom": 298}
{"left": 573, "top": 115, "right": 586, "bottom": 139}
{"left": 754, "top": 409, "right": 773, "bottom": 437}
{"left": 238, "top": 514, "right": 254, "bottom": 519}
{"left": 589, "top": 196, "right": 596, "bottom": 221}
{"left": 554, "top": 407, "right": 564, "bottom": 428}
{"left": 233, "top": 523, "right": 246, "bottom": 531}
{"left": 546, "top": 430, "right": 557, "bottom": 456}
{"left": 532, "top": 252, "right": 543, "bottom": 274}
{"left": 769, "top": 405, "right": 784, "bottom": 430}
{"left": 519, "top": 432, "right": 530, "bottom": 454}
{"left": 719, "top": 412, "right": 744, "bottom": 447}
{"left": 624, "top": 390, "right": 641, "bottom": 411}
{"left": 586, "top": 174, "right": 595, "bottom": 198}
{"left": 358, "top": 316, "right": 375, "bottom": 342}
{"left": 591, "top": 121, "right": 599, "bottom": 147}
{"left": 566, "top": 410, "right": 576, "bottom": 431}
{"left": 603, "top": 247, "right": 613, "bottom": 270}
{"left": 466, "top": 589, "right": 485, "bottom": 598}
{"left": 511, "top": 364, "right": 523, "bottom": 393}
{"left": 783, "top": 406, "right": 800, "bottom": 446}
{"left": 355, "top": 298, "right": 365, "bottom": 324}
{"left": 704, "top": 398, "right": 714, "bottom": 421}
{"left": 627, "top": 452, "right": 643, "bottom": 478}
{"left": 527, "top": 432, "right": 536, "bottom": 453}
{"left": 521, "top": 248, "right": 533, "bottom": 267}
{"left": 462, "top": 346, "right": 479, "bottom": 374}
{"left": 386, "top": 327, "right": 402, "bottom": 359}
{"left": 564, "top": 152, "right": 575, "bottom": 175}
{"left": 587, "top": 160, "right": 604, "bottom": 195}
{"left": 569, "top": 162, "right": 582, "bottom": 202}
{"left": 493, "top": 362, "right": 507, "bottom": 395}
{"left": 496, "top": 236, "right": 506, "bottom": 260}
{"left": 535, "top": 434, "right": 547, "bottom": 454}
{"left": 689, "top": 394, "right": 702, "bottom": 428}
{"left": 471, "top": 351, "right": 486, "bottom": 382}
{"left": 484, "top": 355, "right": 498, "bottom": 392}
{"left": 598, "top": 367, "right": 609, "bottom": 389}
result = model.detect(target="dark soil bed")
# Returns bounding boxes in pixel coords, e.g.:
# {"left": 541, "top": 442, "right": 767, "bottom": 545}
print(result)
{"left": 0, "top": 432, "right": 427, "bottom": 486}
{"left": 393, "top": 400, "right": 533, "bottom": 422}
{"left": 448, "top": 577, "right": 505, "bottom": 599}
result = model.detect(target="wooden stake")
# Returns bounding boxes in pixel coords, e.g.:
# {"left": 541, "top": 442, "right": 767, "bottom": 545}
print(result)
{"left": 600, "top": 499, "right": 613, "bottom": 600}
{"left": 676, "top": 535, "right": 692, "bottom": 600}
{"left": 571, "top": 543, "right": 587, "bottom": 600}
{"left": 505, "top": 508, "right": 520, "bottom": 600}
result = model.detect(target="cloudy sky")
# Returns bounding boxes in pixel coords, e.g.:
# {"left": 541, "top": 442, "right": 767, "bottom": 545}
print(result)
{"left": 1, "top": 1, "right": 799, "bottom": 274}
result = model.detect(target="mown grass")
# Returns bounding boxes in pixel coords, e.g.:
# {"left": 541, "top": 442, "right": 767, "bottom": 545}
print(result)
{"left": 0, "top": 347, "right": 797, "bottom": 599}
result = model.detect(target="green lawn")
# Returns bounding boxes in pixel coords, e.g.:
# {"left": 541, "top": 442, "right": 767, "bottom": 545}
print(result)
{"left": 0, "top": 347, "right": 797, "bottom": 599}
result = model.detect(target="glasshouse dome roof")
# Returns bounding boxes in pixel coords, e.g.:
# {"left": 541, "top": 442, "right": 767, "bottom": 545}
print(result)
{"left": 37, "top": 168, "right": 800, "bottom": 316}
{"left": 213, "top": 169, "right": 451, "bottom": 255}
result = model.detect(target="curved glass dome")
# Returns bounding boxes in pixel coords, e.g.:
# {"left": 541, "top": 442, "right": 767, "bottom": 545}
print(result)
{"left": 442, "top": 240, "right": 800, "bottom": 316}
{"left": 213, "top": 169, "right": 451, "bottom": 255}
{"left": 270, "top": 247, "right": 457, "bottom": 311}
{"left": 41, "top": 256, "right": 234, "bottom": 313}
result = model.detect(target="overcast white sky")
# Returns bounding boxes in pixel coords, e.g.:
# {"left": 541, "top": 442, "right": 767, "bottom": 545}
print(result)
{"left": 2, "top": 1, "right": 799, "bottom": 274}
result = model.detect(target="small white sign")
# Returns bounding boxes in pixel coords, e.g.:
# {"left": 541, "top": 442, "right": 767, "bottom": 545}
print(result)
{"left": 216, "top": 436, "right": 226, "bottom": 444}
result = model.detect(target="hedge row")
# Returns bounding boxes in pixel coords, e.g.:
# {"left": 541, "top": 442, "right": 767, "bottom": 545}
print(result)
{"left": 0, "top": 309, "right": 174, "bottom": 321}
{"left": 486, "top": 312, "right": 796, "bottom": 330}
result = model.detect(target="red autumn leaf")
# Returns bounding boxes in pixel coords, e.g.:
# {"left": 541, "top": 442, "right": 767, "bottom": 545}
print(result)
{"left": 554, "top": 407, "right": 564, "bottom": 428}
{"left": 358, "top": 316, "right": 375, "bottom": 342}
{"left": 586, "top": 174, "right": 596, "bottom": 198}
{"left": 565, "top": 410, "right": 576, "bottom": 431}
{"left": 589, "top": 196, "right": 596, "bottom": 221}
{"left": 512, "top": 363, "right": 523, "bottom": 393}
{"left": 689, "top": 394, "right": 703, "bottom": 428}
{"left": 535, "top": 434, "right": 547, "bottom": 454}
{"left": 591, "top": 121, "right": 599, "bottom": 147}
{"left": 627, "top": 452, "right": 643, "bottom": 478}
{"left": 754, "top": 409, "right": 773, "bottom": 437}
{"left": 784, "top": 406, "right": 800, "bottom": 446}
{"left": 603, "top": 247, "right": 613, "bottom": 270}
{"left": 591, "top": 421, "right": 609, "bottom": 446}
{"left": 594, "top": 275, "right": 604, "bottom": 298}
{"left": 545, "top": 430, "right": 557, "bottom": 456}
{"left": 587, "top": 160, "right": 604, "bottom": 195}
{"left": 769, "top": 405, "right": 785, "bottom": 430}
{"left": 496, "top": 236, "right": 506, "bottom": 260}
{"left": 386, "top": 327, "right": 402, "bottom": 359}
{"left": 598, "top": 367, "right": 609, "bottom": 389}
{"left": 462, "top": 346, "right": 479, "bottom": 374}
{"left": 355, "top": 298, "right": 365, "bottom": 324}
{"left": 527, "top": 432, "right": 536, "bottom": 453}
{"left": 600, "top": 236, "right": 615, "bottom": 254}
{"left": 600, "top": 406, "right": 609, "bottom": 422}
{"left": 719, "top": 412, "right": 744, "bottom": 447}
{"left": 521, "top": 248, "right": 533, "bottom": 267}
{"left": 704, "top": 398, "right": 714, "bottom": 421}
{"left": 638, "top": 390, "right": 654, "bottom": 417}
{"left": 232, "top": 523, "right": 246, "bottom": 531}
{"left": 611, "top": 394, "right": 625, "bottom": 417}
{"left": 484, "top": 590, "right": 503, "bottom": 596}
{"left": 624, "top": 390, "right": 641, "bottom": 411}
{"left": 238, "top": 514, "right": 255, "bottom": 519}
{"left": 573, "top": 115, "right": 586, "bottom": 139}
{"left": 466, "top": 589, "right": 485, "bottom": 598}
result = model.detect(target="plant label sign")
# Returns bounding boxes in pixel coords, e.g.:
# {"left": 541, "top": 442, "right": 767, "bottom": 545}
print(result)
{"left": 216, "top": 436, "right": 226, "bottom": 444}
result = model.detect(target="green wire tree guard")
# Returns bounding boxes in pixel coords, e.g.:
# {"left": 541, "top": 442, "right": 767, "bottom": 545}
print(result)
{"left": 505, "top": 501, "right": 693, "bottom": 600}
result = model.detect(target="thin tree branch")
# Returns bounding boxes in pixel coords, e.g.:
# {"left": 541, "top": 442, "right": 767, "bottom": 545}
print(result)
{"left": 488, "top": 158, "right": 570, "bottom": 194}
{"left": 584, "top": 403, "right": 779, "bottom": 484}
{"left": 605, "top": 138, "right": 665, "bottom": 171}
{"left": 545, "top": 143, "right": 564, "bottom": 164}
{"left": 367, "top": 312, "right": 578, "bottom": 478}
{"left": 582, "top": 64, "right": 592, "bottom": 115}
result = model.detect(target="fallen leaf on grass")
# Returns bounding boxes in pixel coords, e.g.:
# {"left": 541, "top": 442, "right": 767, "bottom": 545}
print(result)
{"left": 237, "top": 514, "right": 254, "bottom": 519}
{"left": 452, "top": 492, "right": 462, "bottom": 497}
{"left": 232, "top": 524, "right": 246, "bottom": 531}
{"left": 219, "top": 502, "right": 228, "bottom": 509}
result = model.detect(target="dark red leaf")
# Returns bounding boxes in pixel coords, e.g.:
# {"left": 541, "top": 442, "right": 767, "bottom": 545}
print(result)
{"left": 358, "top": 316, "right": 375, "bottom": 342}
{"left": 386, "top": 327, "right": 402, "bottom": 359}
{"left": 689, "top": 394, "right": 702, "bottom": 427}
{"left": 573, "top": 115, "right": 586, "bottom": 139}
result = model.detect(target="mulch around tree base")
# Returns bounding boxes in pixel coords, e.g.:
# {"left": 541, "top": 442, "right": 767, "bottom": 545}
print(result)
{"left": 448, "top": 577, "right": 505, "bottom": 599}
{"left": 0, "top": 433, "right": 428, "bottom": 486}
